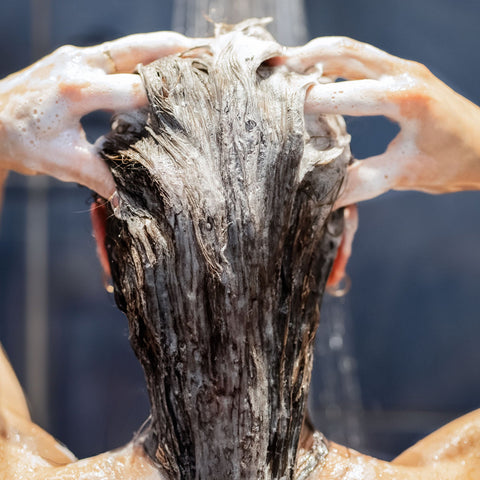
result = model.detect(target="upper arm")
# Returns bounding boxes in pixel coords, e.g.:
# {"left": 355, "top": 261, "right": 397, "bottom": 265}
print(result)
{"left": 0, "top": 344, "right": 30, "bottom": 420}
{"left": 0, "top": 169, "right": 8, "bottom": 220}
{"left": 393, "top": 409, "right": 480, "bottom": 467}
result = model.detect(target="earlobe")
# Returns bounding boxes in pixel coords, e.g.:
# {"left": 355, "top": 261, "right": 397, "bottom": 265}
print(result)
{"left": 326, "top": 204, "right": 358, "bottom": 292}
{"left": 90, "top": 199, "right": 111, "bottom": 279}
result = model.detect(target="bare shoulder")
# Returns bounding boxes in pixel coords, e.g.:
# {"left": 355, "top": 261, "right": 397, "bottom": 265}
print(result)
{"left": 309, "top": 411, "right": 480, "bottom": 480}
{"left": 394, "top": 409, "right": 480, "bottom": 467}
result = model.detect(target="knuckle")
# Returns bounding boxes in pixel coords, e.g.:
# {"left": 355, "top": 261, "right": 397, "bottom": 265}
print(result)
{"left": 51, "top": 44, "right": 87, "bottom": 66}
{"left": 305, "top": 36, "right": 358, "bottom": 58}
{"left": 407, "top": 59, "right": 432, "bottom": 79}
{"left": 387, "top": 72, "right": 430, "bottom": 101}
{"left": 393, "top": 84, "right": 430, "bottom": 109}
{"left": 334, "top": 36, "right": 361, "bottom": 53}
{"left": 336, "top": 36, "right": 355, "bottom": 46}
{"left": 97, "top": 40, "right": 113, "bottom": 53}
{"left": 53, "top": 44, "right": 79, "bottom": 57}
{"left": 56, "top": 78, "right": 92, "bottom": 104}
{"left": 164, "top": 32, "right": 188, "bottom": 45}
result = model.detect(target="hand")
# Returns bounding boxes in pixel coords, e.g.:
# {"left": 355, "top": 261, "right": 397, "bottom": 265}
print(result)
{"left": 0, "top": 32, "right": 196, "bottom": 199}
{"left": 286, "top": 37, "right": 480, "bottom": 208}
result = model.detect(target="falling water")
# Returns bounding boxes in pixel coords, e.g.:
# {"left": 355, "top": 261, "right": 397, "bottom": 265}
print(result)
{"left": 311, "top": 295, "right": 365, "bottom": 449}
{"left": 172, "top": 0, "right": 307, "bottom": 45}
{"left": 171, "top": 0, "right": 365, "bottom": 451}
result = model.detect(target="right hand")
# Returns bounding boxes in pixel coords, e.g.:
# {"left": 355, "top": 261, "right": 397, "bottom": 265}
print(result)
{"left": 285, "top": 37, "right": 480, "bottom": 208}
{"left": 0, "top": 32, "right": 196, "bottom": 199}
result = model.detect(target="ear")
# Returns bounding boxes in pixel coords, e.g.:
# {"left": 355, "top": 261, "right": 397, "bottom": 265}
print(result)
{"left": 91, "top": 200, "right": 358, "bottom": 290}
{"left": 90, "top": 199, "right": 111, "bottom": 279}
{"left": 326, "top": 205, "right": 358, "bottom": 289}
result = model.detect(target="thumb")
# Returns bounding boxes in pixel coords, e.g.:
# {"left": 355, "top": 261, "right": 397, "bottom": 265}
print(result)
{"left": 58, "top": 141, "right": 116, "bottom": 199}
{"left": 334, "top": 153, "right": 397, "bottom": 209}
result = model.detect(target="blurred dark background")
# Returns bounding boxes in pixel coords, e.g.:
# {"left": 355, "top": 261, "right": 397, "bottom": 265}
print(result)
{"left": 1, "top": 0, "right": 479, "bottom": 462}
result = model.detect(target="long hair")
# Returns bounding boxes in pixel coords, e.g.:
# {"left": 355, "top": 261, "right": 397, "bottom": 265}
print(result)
{"left": 100, "top": 19, "right": 351, "bottom": 480}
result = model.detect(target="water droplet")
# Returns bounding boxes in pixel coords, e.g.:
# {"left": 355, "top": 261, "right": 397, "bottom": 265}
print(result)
{"left": 329, "top": 334, "right": 343, "bottom": 350}
{"left": 340, "top": 356, "right": 355, "bottom": 373}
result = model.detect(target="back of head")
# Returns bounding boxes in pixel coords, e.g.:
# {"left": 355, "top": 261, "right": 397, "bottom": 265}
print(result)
{"left": 100, "top": 19, "right": 351, "bottom": 480}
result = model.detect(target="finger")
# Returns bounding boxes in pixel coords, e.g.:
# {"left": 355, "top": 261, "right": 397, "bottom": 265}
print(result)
{"left": 88, "top": 31, "right": 196, "bottom": 73}
{"left": 65, "top": 74, "right": 147, "bottom": 115}
{"left": 305, "top": 79, "right": 401, "bottom": 120}
{"left": 334, "top": 154, "right": 398, "bottom": 209}
{"left": 286, "top": 36, "right": 406, "bottom": 79}
{"left": 73, "top": 144, "right": 116, "bottom": 199}
{"left": 48, "top": 140, "right": 116, "bottom": 199}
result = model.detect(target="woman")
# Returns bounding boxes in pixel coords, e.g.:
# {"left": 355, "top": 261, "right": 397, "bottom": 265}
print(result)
{"left": 0, "top": 32, "right": 479, "bottom": 479}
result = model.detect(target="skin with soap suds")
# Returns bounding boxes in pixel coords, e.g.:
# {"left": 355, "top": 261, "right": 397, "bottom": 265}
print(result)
{"left": 0, "top": 31, "right": 197, "bottom": 199}
{"left": 286, "top": 37, "right": 480, "bottom": 208}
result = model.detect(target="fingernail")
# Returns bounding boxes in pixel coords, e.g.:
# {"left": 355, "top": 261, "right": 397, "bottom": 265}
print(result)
{"left": 109, "top": 190, "right": 120, "bottom": 210}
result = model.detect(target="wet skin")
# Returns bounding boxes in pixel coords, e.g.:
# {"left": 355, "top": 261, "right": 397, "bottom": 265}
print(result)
{"left": 3, "top": 338, "right": 480, "bottom": 480}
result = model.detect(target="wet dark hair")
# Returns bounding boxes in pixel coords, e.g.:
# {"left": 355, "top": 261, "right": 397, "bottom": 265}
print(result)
{"left": 100, "top": 19, "right": 350, "bottom": 480}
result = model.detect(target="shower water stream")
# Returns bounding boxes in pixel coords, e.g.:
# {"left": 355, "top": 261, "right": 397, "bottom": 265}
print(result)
{"left": 171, "top": 0, "right": 365, "bottom": 450}
{"left": 172, "top": 0, "right": 306, "bottom": 45}
{"left": 313, "top": 295, "right": 365, "bottom": 449}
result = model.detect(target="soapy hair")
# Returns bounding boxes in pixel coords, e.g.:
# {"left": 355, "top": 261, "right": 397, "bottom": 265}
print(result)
{"left": 99, "top": 19, "right": 351, "bottom": 480}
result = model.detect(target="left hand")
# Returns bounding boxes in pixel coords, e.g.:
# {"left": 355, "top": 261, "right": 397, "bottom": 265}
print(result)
{"left": 0, "top": 32, "right": 196, "bottom": 199}
{"left": 285, "top": 37, "right": 480, "bottom": 209}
